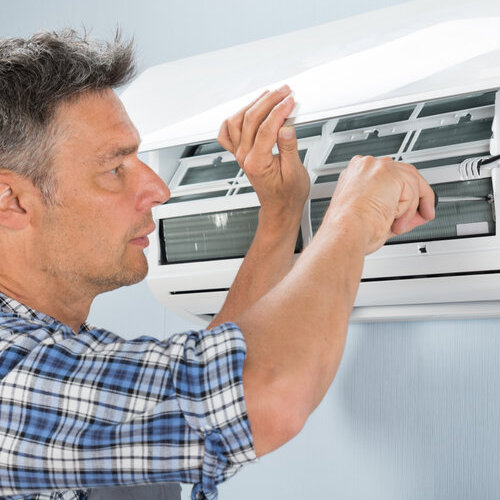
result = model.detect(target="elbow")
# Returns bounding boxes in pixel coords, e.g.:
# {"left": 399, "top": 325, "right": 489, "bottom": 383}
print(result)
{"left": 277, "top": 404, "right": 308, "bottom": 447}
{"left": 245, "top": 379, "right": 309, "bottom": 457}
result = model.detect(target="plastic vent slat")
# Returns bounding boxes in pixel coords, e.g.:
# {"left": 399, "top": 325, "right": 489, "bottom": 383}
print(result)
{"left": 327, "top": 133, "right": 406, "bottom": 163}
{"left": 179, "top": 160, "right": 240, "bottom": 185}
{"left": 413, "top": 118, "right": 493, "bottom": 151}
{"left": 417, "top": 91, "right": 496, "bottom": 118}
{"left": 334, "top": 106, "right": 414, "bottom": 132}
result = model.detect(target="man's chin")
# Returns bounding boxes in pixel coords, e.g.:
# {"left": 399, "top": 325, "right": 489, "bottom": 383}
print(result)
{"left": 91, "top": 260, "right": 149, "bottom": 293}
{"left": 118, "top": 260, "right": 149, "bottom": 287}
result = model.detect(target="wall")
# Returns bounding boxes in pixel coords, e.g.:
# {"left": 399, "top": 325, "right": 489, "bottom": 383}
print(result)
{"left": 3, "top": 1, "right": 499, "bottom": 499}
{"left": 220, "top": 319, "right": 500, "bottom": 499}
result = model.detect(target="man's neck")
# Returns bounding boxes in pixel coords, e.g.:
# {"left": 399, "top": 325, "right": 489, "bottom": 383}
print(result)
{"left": 0, "top": 275, "right": 93, "bottom": 332}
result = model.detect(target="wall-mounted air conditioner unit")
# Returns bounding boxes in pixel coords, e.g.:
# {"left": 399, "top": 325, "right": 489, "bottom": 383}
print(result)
{"left": 121, "top": 0, "right": 500, "bottom": 325}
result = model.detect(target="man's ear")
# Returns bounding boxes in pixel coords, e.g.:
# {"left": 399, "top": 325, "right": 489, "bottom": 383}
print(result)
{"left": 0, "top": 173, "right": 34, "bottom": 230}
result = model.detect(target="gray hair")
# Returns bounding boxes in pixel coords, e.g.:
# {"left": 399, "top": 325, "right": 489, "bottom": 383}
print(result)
{"left": 0, "top": 29, "right": 136, "bottom": 202}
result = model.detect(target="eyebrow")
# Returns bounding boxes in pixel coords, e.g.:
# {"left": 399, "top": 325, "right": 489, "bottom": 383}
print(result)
{"left": 97, "top": 144, "right": 139, "bottom": 164}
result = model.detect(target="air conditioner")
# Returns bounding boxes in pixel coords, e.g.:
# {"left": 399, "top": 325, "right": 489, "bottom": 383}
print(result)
{"left": 121, "top": 0, "right": 500, "bottom": 325}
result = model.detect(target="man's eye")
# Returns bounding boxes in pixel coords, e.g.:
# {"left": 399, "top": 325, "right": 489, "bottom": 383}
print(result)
{"left": 108, "top": 165, "right": 123, "bottom": 176}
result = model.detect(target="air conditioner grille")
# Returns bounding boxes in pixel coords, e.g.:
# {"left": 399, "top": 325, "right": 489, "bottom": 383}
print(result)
{"left": 179, "top": 159, "right": 240, "bottom": 186}
{"left": 411, "top": 154, "right": 473, "bottom": 170}
{"left": 334, "top": 105, "right": 414, "bottom": 132}
{"left": 413, "top": 117, "right": 492, "bottom": 151}
{"left": 166, "top": 190, "right": 228, "bottom": 204}
{"left": 296, "top": 121, "right": 325, "bottom": 139}
{"left": 390, "top": 178, "right": 494, "bottom": 243}
{"left": 168, "top": 150, "right": 307, "bottom": 202}
{"left": 327, "top": 132, "right": 406, "bottom": 163}
{"left": 160, "top": 208, "right": 303, "bottom": 264}
{"left": 417, "top": 91, "right": 496, "bottom": 118}
{"left": 315, "top": 173, "right": 340, "bottom": 184}
{"left": 311, "top": 178, "right": 494, "bottom": 244}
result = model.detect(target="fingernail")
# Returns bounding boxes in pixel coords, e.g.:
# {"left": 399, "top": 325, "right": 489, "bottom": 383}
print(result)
{"left": 278, "top": 84, "right": 290, "bottom": 94}
{"left": 280, "top": 127, "right": 295, "bottom": 139}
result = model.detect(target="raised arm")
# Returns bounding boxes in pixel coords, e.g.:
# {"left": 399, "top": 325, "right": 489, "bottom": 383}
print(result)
{"left": 229, "top": 93, "right": 436, "bottom": 457}
{"left": 208, "top": 86, "right": 309, "bottom": 328}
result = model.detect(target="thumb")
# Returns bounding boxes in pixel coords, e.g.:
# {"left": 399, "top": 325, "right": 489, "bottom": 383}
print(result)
{"left": 277, "top": 126, "right": 299, "bottom": 162}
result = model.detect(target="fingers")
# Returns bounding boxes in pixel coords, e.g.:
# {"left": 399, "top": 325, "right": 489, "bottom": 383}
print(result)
{"left": 391, "top": 161, "right": 435, "bottom": 234}
{"left": 217, "top": 120, "right": 232, "bottom": 152}
{"left": 238, "top": 86, "right": 293, "bottom": 164}
{"left": 415, "top": 174, "right": 436, "bottom": 222}
{"left": 391, "top": 187, "right": 419, "bottom": 234}
{"left": 217, "top": 86, "right": 295, "bottom": 169}
{"left": 339, "top": 156, "right": 434, "bottom": 247}
{"left": 248, "top": 96, "right": 295, "bottom": 169}
{"left": 277, "top": 126, "right": 299, "bottom": 160}
{"left": 217, "top": 90, "right": 270, "bottom": 153}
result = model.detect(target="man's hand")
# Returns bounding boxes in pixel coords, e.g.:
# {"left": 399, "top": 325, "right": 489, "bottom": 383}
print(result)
{"left": 208, "top": 86, "right": 309, "bottom": 328}
{"left": 217, "top": 85, "right": 310, "bottom": 226}
{"left": 234, "top": 152, "right": 435, "bottom": 457}
{"left": 327, "top": 155, "right": 436, "bottom": 254}
{"left": 209, "top": 86, "right": 310, "bottom": 326}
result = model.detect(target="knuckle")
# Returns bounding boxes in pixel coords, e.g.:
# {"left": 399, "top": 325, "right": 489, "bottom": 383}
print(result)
{"left": 271, "top": 100, "right": 287, "bottom": 115}
{"left": 235, "top": 148, "right": 246, "bottom": 166}
{"left": 217, "top": 128, "right": 230, "bottom": 150}
{"left": 227, "top": 113, "right": 238, "bottom": 127}
{"left": 280, "top": 141, "right": 296, "bottom": 153}
{"left": 374, "top": 156, "right": 393, "bottom": 171}
{"left": 257, "top": 119, "right": 274, "bottom": 139}
{"left": 380, "top": 156, "right": 395, "bottom": 164}
{"left": 356, "top": 155, "right": 375, "bottom": 168}
{"left": 243, "top": 152, "right": 264, "bottom": 176}
{"left": 268, "top": 88, "right": 285, "bottom": 103}
{"left": 243, "top": 156, "right": 256, "bottom": 175}
{"left": 350, "top": 155, "right": 375, "bottom": 172}
{"left": 243, "top": 108, "right": 258, "bottom": 127}
{"left": 228, "top": 114, "right": 243, "bottom": 132}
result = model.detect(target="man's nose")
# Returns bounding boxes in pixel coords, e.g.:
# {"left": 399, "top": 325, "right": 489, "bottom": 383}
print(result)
{"left": 136, "top": 161, "right": 170, "bottom": 210}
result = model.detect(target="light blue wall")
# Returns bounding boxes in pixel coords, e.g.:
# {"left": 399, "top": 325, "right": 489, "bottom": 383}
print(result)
{"left": 220, "top": 319, "right": 500, "bottom": 499}
{"left": 3, "top": 1, "right": 499, "bottom": 499}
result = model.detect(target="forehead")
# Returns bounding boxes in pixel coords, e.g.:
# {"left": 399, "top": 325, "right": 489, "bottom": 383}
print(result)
{"left": 54, "top": 89, "right": 140, "bottom": 162}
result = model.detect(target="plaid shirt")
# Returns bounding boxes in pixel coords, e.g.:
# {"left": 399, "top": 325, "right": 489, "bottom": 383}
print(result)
{"left": 0, "top": 292, "right": 256, "bottom": 500}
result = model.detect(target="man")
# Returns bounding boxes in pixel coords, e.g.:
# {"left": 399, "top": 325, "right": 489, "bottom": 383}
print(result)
{"left": 0, "top": 30, "right": 435, "bottom": 500}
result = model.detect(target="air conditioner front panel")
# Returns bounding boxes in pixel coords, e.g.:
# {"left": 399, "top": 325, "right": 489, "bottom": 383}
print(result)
{"left": 144, "top": 86, "right": 500, "bottom": 322}
{"left": 148, "top": 274, "right": 500, "bottom": 318}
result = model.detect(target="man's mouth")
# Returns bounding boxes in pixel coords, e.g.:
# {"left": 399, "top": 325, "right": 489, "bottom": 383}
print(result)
{"left": 129, "top": 225, "right": 156, "bottom": 248}
{"left": 129, "top": 236, "right": 150, "bottom": 248}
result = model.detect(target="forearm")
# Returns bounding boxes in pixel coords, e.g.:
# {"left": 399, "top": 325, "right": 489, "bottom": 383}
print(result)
{"left": 208, "top": 208, "right": 302, "bottom": 327}
{"left": 211, "top": 87, "right": 309, "bottom": 328}
{"left": 237, "top": 213, "right": 367, "bottom": 455}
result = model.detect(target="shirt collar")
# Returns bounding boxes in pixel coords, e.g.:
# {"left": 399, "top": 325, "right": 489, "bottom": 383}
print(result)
{"left": 0, "top": 291, "right": 91, "bottom": 333}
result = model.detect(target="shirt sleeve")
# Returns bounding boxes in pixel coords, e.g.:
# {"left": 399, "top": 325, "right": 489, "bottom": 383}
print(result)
{"left": 0, "top": 318, "right": 257, "bottom": 500}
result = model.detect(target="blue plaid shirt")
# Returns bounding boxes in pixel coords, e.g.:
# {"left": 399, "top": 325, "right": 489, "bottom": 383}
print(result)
{"left": 0, "top": 292, "right": 256, "bottom": 500}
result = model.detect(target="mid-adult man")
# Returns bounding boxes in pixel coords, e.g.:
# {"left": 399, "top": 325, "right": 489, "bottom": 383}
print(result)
{"left": 0, "top": 31, "right": 435, "bottom": 499}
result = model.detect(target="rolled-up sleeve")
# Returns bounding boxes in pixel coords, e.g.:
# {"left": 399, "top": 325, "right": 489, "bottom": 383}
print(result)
{"left": 167, "top": 323, "right": 257, "bottom": 499}
{"left": 0, "top": 317, "right": 257, "bottom": 500}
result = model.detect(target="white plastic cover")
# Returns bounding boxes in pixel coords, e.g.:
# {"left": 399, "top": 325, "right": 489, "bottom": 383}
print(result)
{"left": 121, "top": 0, "right": 500, "bottom": 152}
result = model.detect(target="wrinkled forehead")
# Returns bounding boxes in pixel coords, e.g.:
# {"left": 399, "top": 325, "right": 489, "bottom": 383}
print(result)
{"left": 52, "top": 89, "right": 141, "bottom": 168}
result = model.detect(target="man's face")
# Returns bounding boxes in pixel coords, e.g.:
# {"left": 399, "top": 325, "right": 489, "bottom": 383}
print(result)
{"left": 34, "top": 89, "right": 170, "bottom": 295}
